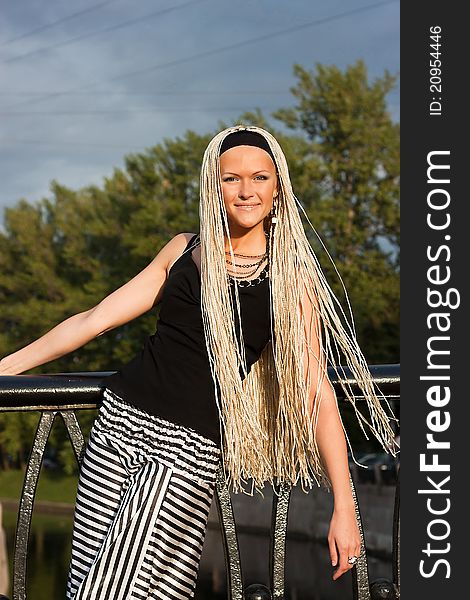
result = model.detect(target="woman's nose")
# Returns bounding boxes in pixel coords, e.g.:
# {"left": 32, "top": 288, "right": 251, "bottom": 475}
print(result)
{"left": 237, "top": 181, "right": 254, "bottom": 199}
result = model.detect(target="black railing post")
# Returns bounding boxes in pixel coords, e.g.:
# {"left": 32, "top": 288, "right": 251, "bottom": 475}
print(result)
{"left": 0, "top": 365, "right": 400, "bottom": 599}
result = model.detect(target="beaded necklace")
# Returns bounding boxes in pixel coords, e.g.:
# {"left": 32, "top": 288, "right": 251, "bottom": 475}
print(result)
{"left": 225, "top": 232, "right": 270, "bottom": 287}
{"left": 227, "top": 262, "right": 270, "bottom": 288}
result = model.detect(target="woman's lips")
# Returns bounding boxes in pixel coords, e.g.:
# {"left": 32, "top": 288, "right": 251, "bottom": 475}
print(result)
{"left": 234, "top": 204, "right": 260, "bottom": 210}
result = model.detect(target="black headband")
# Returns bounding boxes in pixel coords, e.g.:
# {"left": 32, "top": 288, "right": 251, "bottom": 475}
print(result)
{"left": 219, "top": 130, "right": 275, "bottom": 163}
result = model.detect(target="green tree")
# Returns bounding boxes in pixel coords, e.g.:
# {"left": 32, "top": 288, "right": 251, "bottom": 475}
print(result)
{"left": 0, "top": 130, "right": 212, "bottom": 472}
{"left": 0, "top": 62, "right": 400, "bottom": 468}
{"left": 272, "top": 60, "right": 400, "bottom": 362}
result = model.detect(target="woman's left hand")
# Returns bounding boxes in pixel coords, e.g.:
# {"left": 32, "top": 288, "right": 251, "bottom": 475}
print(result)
{"left": 327, "top": 504, "right": 362, "bottom": 581}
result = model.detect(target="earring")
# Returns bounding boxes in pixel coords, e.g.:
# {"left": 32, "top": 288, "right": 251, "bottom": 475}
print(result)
{"left": 270, "top": 197, "right": 278, "bottom": 225}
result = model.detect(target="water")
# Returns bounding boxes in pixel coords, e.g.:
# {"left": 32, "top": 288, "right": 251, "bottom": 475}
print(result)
{"left": 2, "top": 509, "right": 392, "bottom": 599}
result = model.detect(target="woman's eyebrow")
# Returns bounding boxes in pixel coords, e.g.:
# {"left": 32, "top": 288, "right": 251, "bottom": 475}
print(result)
{"left": 221, "top": 169, "right": 271, "bottom": 176}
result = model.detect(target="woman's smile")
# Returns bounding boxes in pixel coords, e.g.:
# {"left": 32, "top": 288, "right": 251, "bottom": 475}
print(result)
{"left": 234, "top": 203, "right": 261, "bottom": 210}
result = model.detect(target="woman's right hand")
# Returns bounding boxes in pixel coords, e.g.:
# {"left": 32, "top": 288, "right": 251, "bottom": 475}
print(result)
{"left": 0, "top": 355, "right": 17, "bottom": 375}
{"left": 0, "top": 309, "right": 95, "bottom": 375}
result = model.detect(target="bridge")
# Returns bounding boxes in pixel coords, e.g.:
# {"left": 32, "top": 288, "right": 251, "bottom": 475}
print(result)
{"left": 0, "top": 364, "right": 400, "bottom": 599}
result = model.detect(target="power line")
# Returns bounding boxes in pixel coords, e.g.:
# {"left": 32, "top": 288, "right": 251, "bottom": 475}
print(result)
{"left": 97, "top": 0, "right": 398, "bottom": 87}
{"left": 2, "top": 0, "right": 209, "bottom": 64}
{"left": 0, "top": 105, "right": 278, "bottom": 116}
{"left": 0, "top": 89, "right": 290, "bottom": 97}
{"left": 0, "top": 138, "right": 138, "bottom": 150}
{"left": 0, "top": 0, "right": 121, "bottom": 47}
{"left": 1, "top": 0, "right": 398, "bottom": 113}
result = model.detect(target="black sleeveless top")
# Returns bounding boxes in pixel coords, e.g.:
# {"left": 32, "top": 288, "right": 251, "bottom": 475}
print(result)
{"left": 104, "top": 233, "right": 272, "bottom": 446}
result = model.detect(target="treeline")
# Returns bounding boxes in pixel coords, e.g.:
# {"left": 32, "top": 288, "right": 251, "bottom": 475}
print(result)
{"left": 0, "top": 60, "right": 399, "bottom": 471}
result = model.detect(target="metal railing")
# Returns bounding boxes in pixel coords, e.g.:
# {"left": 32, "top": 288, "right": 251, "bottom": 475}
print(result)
{"left": 0, "top": 364, "right": 400, "bottom": 600}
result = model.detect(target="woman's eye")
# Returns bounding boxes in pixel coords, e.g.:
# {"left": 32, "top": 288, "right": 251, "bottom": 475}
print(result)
{"left": 222, "top": 175, "right": 268, "bottom": 182}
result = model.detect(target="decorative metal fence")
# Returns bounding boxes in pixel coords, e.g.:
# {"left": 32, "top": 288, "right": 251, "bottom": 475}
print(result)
{"left": 0, "top": 364, "right": 400, "bottom": 600}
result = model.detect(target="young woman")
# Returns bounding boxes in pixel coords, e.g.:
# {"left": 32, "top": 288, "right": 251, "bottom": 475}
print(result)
{"left": 0, "top": 125, "right": 397, "bottom": 598}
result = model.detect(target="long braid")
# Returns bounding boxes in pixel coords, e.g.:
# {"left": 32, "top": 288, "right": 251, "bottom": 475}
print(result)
{"left": 198, "top": 124, "right": 398, "bottom": 496}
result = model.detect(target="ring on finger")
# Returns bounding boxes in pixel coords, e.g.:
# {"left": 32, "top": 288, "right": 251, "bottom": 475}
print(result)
{"left": 348, "top": 555, "right": 359, "bottom": 565}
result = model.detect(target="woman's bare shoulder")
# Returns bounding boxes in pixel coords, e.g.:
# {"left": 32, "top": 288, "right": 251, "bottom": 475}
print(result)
{"left": 165, "top": 232, "right": 198, "bottom": 274}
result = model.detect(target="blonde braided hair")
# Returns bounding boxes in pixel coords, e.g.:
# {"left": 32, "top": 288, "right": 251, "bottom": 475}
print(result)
{"left": 197, "top": 124, "right": 398, "bottom": 496}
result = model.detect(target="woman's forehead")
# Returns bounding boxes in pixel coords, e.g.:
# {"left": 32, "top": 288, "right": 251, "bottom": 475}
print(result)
{"left": 219, "top": 145, "right": 275, "bottom": 170}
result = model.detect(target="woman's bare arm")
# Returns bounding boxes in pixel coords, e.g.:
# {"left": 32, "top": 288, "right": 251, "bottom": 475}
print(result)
{"left": 300, "top": 283, "right": 361, "bottom": 580}
{"left": 0, "top": 232, "right": 193, "bottom": 376}
{"left": 300, "top": 283, "right": 355, "bottom": 504}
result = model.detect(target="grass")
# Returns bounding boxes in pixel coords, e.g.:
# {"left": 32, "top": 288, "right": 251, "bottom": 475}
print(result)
{"left": 0, "top": 468, "right": 78, "bottom": 504}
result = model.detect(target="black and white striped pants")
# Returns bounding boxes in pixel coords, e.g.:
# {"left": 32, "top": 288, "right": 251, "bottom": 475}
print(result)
{"left": 65, "top": 388, "right": 221, "bottom": 599}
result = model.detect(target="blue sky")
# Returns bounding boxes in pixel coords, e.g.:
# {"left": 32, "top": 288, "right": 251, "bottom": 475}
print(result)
{"left": 0, "top": 0, "right": 399, "bottom": 223}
